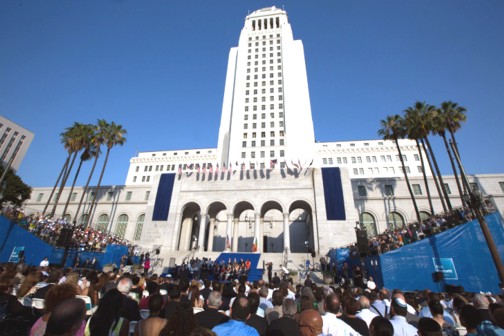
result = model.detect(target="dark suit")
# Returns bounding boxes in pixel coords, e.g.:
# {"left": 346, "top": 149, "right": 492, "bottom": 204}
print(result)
{"left": 119, "top": 295, "right": 141, "bottom": 322}
{"left": 246, "top": 314, "right": 268, "bottom": 336}
{"left": 195, "top": 308, "right": 230, "bottom": 329}
{"left": 267, "top": 316, "right": 301, "bottom": 336}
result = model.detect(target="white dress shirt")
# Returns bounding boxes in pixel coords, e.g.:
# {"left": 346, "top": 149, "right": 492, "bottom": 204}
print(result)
{"left": 389, "top": 315, "right": 418, "bottom": 336}
{"left": 322, "top": 312, "right": 361, "bottom": 336}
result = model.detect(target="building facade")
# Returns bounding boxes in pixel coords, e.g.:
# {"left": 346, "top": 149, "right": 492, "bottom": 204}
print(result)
{"left": 0, "top": 116, "right": 34, "bottom": 173}
{"left": 22, "top": 8, "right": 504, "bottom": 264}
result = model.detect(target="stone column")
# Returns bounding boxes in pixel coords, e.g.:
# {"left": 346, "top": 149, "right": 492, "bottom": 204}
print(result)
{"left": 232, "top": 218, "right": 239, "bottom": 252}
{"left": 226, "top": 214, "right": 233, "bottom": 252}
{"left": 254, "top": 213, "right": 261, "bottom": 252}
{"left": 283, "top": 212, "right": 290, "bottom": 253}
{"left": 207, "top": 218, "right": 215, "bottom": 252}
{"left": 198, "top": 213, "right": 207, "bottom": 251}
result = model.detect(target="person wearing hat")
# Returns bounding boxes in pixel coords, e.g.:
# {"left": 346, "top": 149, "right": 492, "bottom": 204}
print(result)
{"left": 389, "top": 296, "right": 418, "bottom": 336}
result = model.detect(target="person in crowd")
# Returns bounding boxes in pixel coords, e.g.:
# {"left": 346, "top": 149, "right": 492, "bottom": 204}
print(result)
{"left": 40, "top": 257, "right": 49, "bottom": 268}
{"left": 389, "top": 297, "right": 418, "bottom": 336}
{"left": 33, "top": 269, "right": 61, "bottom": 300}
{"left": 459, "top": 304, "right": 479, "bottom": 336}
{"left": 419, "top": 292, "right": 455, "bottom": 326}
{"left": 340, "top": 295, "right": 370, "bottom": 336}
{"left": 190, "top": 327, "right": 218, "bottom": 336}
{"left": 266, "top": 289, "right": 284, "bottom": 324}
{"left": 0, "top": 276, "right": 26, "bottom": 318}
{"left": 63, "top": 271, "right": 83, "bottom": 295}
{"left": 86, "top": 288, "right": 129, "bottom": 336}
{"left": 212, "top": 296, "right": 259, "bottom": 336}
{"left": 117, "top": 276, "right": 142, "bottom": 322}
{"left": 449, "top": 294, "right": 468, "bottom": 329}
{"left": 369, "top": 316, "right": 394, "bottom": 336}
{"left": 357, "top": 295, "right": 379, "bottom": 327}
{"left": 17, "top": 270, "right": 42, "bottom": 300}
{"left": 161, "top": 301, "right": 198, "bottom": 336}
{"left": 246, "top": 292, "right": 267, "bottom": 336}
{"left": 220, "top": 282, "right": 236, "bottom": 312}
{"left": 258, "top": 286, "right": 273, "bottom": 312}
{"left": 417, "top": 317, "right": 443, "bottom": 336}
{"left": 190, "top": 284, "right": 205, "bottom": 314}
{"left": 472, "top": 293, "right": 493, "bottom": 323}
{"left": 428, "top": 300, "right": 459, "bottom": 336}
{"left": 44, "top": 298, "right": 86, "bottom": 336}
{"left": 267, "top": 298, "right": 301, "bottom": 336}
{"left": 298, "top": 309, "right": 323, "bottom": 336}
{"left": 370, "top": 289, "right": 389, "bottom": 317}
{"left": 134, "top": 293, "right": 167, "bottom": 336}
{"left": 196, "top": 291, "right": 230, "bottom": 330}
{"left": 30, "top": 283, "right": 81, "bottom": 336}
{"left": 322, "top": 293, "right": 359, "bottom": 336}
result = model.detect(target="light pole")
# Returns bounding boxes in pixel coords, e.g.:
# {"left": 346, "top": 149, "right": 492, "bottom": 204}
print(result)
{"left": 451, "top": 140, "right": 504, "bottom": 286}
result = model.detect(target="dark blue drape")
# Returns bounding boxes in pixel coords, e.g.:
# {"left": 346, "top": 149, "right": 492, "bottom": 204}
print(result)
{"left": 321, "top": 167, "right": 346, "bottom": 220}
{"left": 152, "top": 173, "right": 175, "bottom": 221}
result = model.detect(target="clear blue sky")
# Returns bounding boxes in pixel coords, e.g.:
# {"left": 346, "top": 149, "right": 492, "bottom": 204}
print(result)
{"left": 1, "top": 0, "right": 503, "bottom": 188}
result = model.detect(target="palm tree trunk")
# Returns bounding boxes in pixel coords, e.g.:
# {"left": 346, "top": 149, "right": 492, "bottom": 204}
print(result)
{"left": 87, "top": 148, "right": 111, "bottom": 227}
{"left": 441, "top": 133, "right": 465, "bottom": 207}
{"left": 77, "top": 154, "right": 99, "bottom": 227}
{"left": 50, "top": 152, "right": 77, "bottom": 217}
{"left": 424, "top": 136, "right": 452, "bottom": 211}
{"left": 395, "top": 139, "right": 422, "bottom": 224}
{"left": 61, "top": 158, "right": 84, "bottom": 222}
{"left": 420, "top": 138, "right": 447, "bottom": 213}
{"left": 42, "top": 155, "right": 69, "bottom": 215}
{"left": 448, "top": 128, "right": 467, "bottom": 194}
{"left": 416, "top": 139, "right": 434, "bottom": 215}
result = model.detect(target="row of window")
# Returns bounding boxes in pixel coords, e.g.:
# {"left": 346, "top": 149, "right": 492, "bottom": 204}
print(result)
{"left": 322, "top": 154, "right": 420, "bottom": 165}
{"left": 150, "top": 149, "right": 213, "bottom": 157}
{"left": 241, "top": 150, "right": 285, "bottom": 159}
{"left": 248, "top": 34, "right": 281, "bottom": 41}
{"left": 136, "top": 164, "right": 177, "bottom": 173}
{"left": 243, "top": 130, "right": 284, "bottom": 139}
{"left": 85, "top": 213, "right": 145, "bottom": 240}
{"left": 244, "top": 112, "right": 284, "bottom": 119}
{"left": 36, "top": 190, "right": 150, "bottom": 202}
{"left": 357, "top": 183, "right": 453, "bottom": 197}
{"left": 243, "top": 121, "right": 284, "bottom": 129}
{"left": 242, "top": 139, "right": 285, "bottom": 148}
{"left": 248, "top": 38, "right": 280, "bottom": 47}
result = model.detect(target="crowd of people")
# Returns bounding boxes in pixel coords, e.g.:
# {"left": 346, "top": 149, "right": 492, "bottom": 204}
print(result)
{"left": 345, "top": 206, "right": 496, "bottom": 258}
{"left": 1, "top": 206, "right": 137, "bottom": 253}
{"left": 1, "top": 259, "right": 504, "bottom": 336}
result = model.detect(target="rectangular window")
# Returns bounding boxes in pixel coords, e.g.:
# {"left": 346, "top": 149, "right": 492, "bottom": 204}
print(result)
{"left": 328, "top": 158, "right": 333, "bottom": 164}
{"left": 412, "top": 184, "right": 422, "bottom": 195}
{"left": 133, "top": 176, "right": 137, "bottom": 182}
{"left": 358, "top": 186, "right": 367, "bottom": 197}
{"left": 357, "top": 157, "right": 362, "bottom": 163}
{"left": 279, "top": 139, "right": 284, "bottom": 145}
{"left": 53, "top": 192, "right": 59, "bottom": 202}
{"left": 107, "top": 191, "right": 113, "bottom": 201}
{"left": 353, "top": 168, "right": 358, "bottom": 175}
{"left": 500, "top": 182, "right": 504, "bottom": 193}
{"left": 444, "top": 183, "right": 452, "bottom": 195}
{"left": 280, "top": 150, "right": 284, "bottom": 157}
{"left": 351, "top": 157, "right": 356, "bottom": 164}
{"left": 366, "top": 156, "right": 371, "bottom": 163}
{"left": 414, "top": 154, "right": 420, "bottom": 161}
{"left": 251, "top": 152, "right": 256, "bottom": 158}
{"left": 242, "top": 152, "right": 246, "bottom": 159}
{"left": 323, "top": 158, "right": 327, "bottom": 165}
{"left": 135, "top": 166, "right": 139, "bottom": 172}
{"left": 242, "top": 141, "right": 246, "bottom": 148}
{"left": 36, "top": 193, "right": 44, "bottom": 202}
{"left": 126, "top": 191, "right": 132, "bottom": 201}
{"left": 385, "top": 185, "right": 394, "bottom": 196}
{"left": 145, "top": 191, "right": 150, "bottom": 201}
{"left": 270, "top": 150, "right": 274, "bottom": 157}
{"left": 418, "top": 166, "right": 423, "bottom": 173}
{"left": 251, "top": 141, "right": 256, "bottom": 147}
{"left": 343, "top": 157, "right": 348, "bottom": 164}
{"left": 359, "top": 168, "right": 364, "bottom": 175}
{"left": 337, "top": 158, "right": 342, "bottom": 164}
{"left": 260, "top": 151, "right": 265, "bottom": 158}
{"left": 372, "top": 156, "right": 377, "bottom": 163}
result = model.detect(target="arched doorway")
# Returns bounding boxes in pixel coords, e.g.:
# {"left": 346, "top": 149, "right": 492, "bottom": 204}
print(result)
{"left": 207, "top": 202, "right": 228, "bottom": 252}
{"left": 233, "top": 201, "right": 255, "bottom": 252}
{"left": 288, "top": 201, "right": 314, "bottom": 253}
{"left": 419, "top": 211, "right": 430, "bottom": 222}
{"left": 178, "top": 202, "right": 201, "bottom": 251}
{"left": 261, "top": 201, "right": 283, "bottom": 253}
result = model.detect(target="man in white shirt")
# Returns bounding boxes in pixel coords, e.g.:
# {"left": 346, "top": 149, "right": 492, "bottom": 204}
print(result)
{"left": 389, "top": 297, "right": 418, "bottom": 336}
{"left": 322, "top": 293, "right": 360, "bottom": 336}
{"left": 356, "top": 296, "right": 378, "bottom": 327}
{"left": 40, "top": 257, "right": 49, "bottom": 267}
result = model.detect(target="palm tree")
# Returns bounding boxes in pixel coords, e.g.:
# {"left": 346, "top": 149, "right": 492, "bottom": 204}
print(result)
{"left": 74, "top": 141, "right": 100, "bottom": 227}
{"left": 405, "top": 102, "right": 453, "bottom": 211}
{"left": 378, "top": 115, "right": 422, "bottom": 224}
{"left": 60, "top": 123, "right": 95, "bottom": 221}
{"left": 48, "top": 123, "right": 83, "bottom": 218}
{"left": 86, "top": 120, "right": 127, "bottom": 227}
{"left": 436, "top": 101, "right": 468, "bottom": 199}
{"left": 403, "top": 109, "right": 435, "bottom": 215}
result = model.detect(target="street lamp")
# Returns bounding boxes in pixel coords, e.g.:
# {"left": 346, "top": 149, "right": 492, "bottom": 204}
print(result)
{"left": 451, "top": 139, "right": 504, "bottom": 286}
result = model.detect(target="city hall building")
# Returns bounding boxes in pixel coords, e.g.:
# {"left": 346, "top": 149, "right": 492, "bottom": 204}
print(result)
{"left": 23, "top": 7, "right": 504, "bottom": 265}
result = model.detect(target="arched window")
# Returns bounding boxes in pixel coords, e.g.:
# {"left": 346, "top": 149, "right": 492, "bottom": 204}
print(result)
{"left": 96, "top": 214, "right": 109, "bottom": 233}
{"left": 78, "top": 214, "right": 89, "bottom": 226}
{"left": 134, "top": 214, "right": 145, "bottom": 241}
{"left": 360, "top": 212, "right": 377, "bottom": 237}
{"left": 419, "top": 211, "right": 430, "bottom": 222}
{"left": 115, "top": 214, "right": 129, "bottom": 238}
{"left": 63, "top": 213, "right": 72, "bottom": 222}
{"left": 388, "top": 211, "right": 404, "bottom": 229}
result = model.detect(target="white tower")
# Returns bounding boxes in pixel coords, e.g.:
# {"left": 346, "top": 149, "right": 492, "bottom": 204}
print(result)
{"left": 216, "top": 7, "right": 315, "bottom": 170}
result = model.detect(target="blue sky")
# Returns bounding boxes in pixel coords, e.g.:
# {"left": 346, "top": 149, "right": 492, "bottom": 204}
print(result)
{"left": 1, "top": 0, "right": 503, "bottom": 188}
